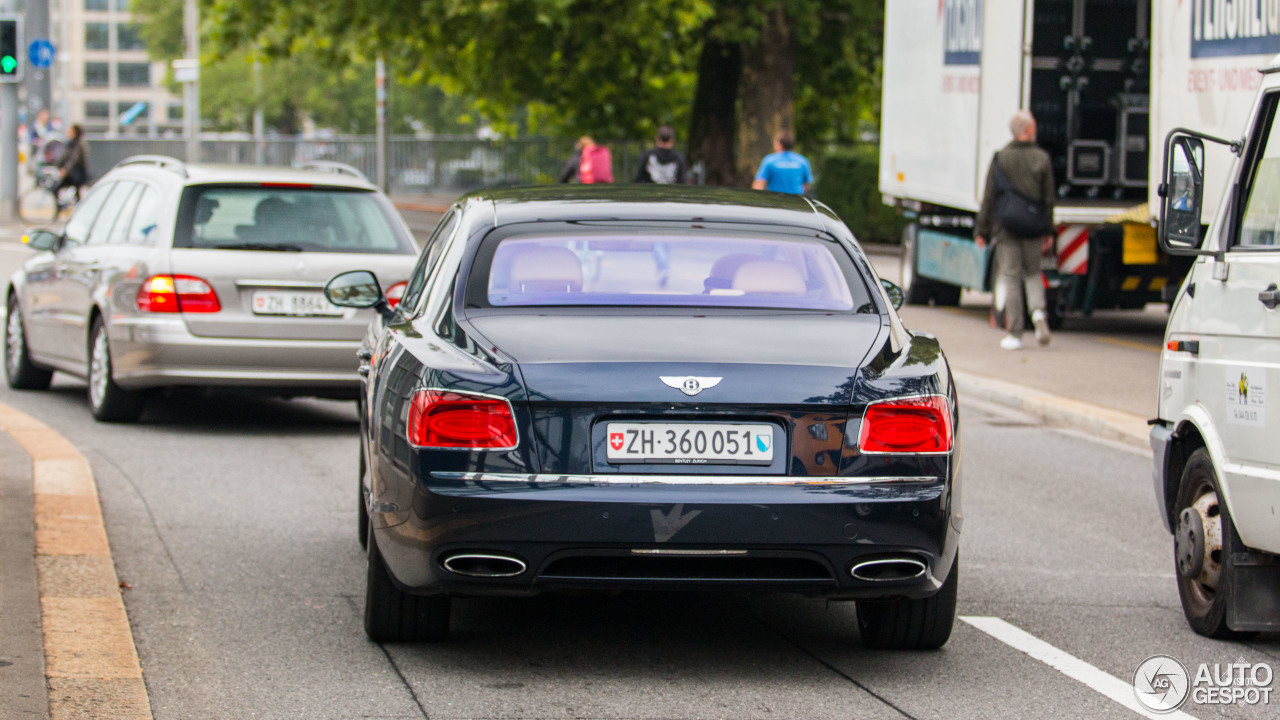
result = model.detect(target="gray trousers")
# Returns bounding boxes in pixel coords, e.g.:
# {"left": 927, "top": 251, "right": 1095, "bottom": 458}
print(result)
{"left": 994, "top": 237, "right": 1046, "bottom": 336}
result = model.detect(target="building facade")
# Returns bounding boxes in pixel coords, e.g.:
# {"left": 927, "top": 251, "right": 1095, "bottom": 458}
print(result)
{"left": 53, "top": 0, "right": 182, "bottom": 136}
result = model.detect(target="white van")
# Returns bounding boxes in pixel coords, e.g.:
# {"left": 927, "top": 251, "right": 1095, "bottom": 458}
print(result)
{"left": 1151, "top": 56, "right": 1280, "bottom": 638}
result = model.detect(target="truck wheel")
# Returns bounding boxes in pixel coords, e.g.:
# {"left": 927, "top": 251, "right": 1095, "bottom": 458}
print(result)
{"left": 1044, "top": 288, "right": 1063, "bottom": 330}
{"left": 932, "top": 283, "right": 961, "bottom": 307}
{"left": 1174, "top": 448, "right": 1251, "bottom": 639}
{"left": 856, "top": 556, "right": 958, "bottom": 650}
{"left": 364, "top": 529, "right": 451, "bottom": 643}
{"left": 900, "top": 223, "right": 935, "bottom": 305}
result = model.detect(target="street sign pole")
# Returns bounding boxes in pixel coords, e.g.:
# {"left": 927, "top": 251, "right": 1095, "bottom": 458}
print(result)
{"left": 375, "top": 56, "right": 387, "bottom": 191}
{"left": 0, "top": 7, "right": 23, "bottom": 222}
{"left": 23, "top": 0, "right": 49, "bottom": 120}
{"left": 183, "top": 0, "right": 199, "bottom": 163}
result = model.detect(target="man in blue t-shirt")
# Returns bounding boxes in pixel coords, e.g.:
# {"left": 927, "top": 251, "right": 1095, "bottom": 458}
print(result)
{"left": 752, "top": 130, "right": 813, "bottom": 195}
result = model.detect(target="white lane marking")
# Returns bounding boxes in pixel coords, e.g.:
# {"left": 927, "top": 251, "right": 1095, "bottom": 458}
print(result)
{"left": 960, "top": 616, "right": 1201, "bottom": 720}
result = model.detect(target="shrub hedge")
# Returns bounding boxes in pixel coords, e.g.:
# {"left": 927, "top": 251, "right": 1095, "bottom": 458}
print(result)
{"left": 812, "top": 144, "right": 905, "bottom": 244}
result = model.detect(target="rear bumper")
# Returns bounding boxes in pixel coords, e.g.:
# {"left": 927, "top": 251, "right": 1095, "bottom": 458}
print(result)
{"left": 373, "top": 473, "right": 960, "bottom": 601}
{"left": 107, "top": 316, "right": 362, "bottom": 391}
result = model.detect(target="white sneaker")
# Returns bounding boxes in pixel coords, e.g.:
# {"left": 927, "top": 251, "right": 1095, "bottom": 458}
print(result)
{"left": 1031, "top": 309, "right": 1051, "bottom": 346}
{"left": 1000, "top": 334, "right": 1023, "bottom": 351}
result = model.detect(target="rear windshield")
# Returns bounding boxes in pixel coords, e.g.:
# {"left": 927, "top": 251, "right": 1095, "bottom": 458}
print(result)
{"left": 173, "top": 185, "right": 415, "bottom": 254}
{"left": 479, "top": 231, "right": 870, "bottom": 312}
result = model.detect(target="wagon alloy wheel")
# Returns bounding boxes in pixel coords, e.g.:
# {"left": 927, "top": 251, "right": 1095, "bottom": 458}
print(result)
{"left": 364, "top": 528, "right": 451, "bottom": 643}
{"left": 856, "top": 555, "right": 958, "bottom": 650}
{"left": 1173, "top": 448, "right": 1250, "bottom": 639}
{"left": 4, "top": 296, "right": 53, "bottom": 390}
{"left": 87, "top": 319, "right": 145, "bottom": 423}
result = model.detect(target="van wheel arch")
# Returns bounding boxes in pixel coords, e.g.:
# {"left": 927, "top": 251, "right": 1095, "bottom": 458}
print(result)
{"left": 1167, "top": 421, "right": 1207, "bottom": 528}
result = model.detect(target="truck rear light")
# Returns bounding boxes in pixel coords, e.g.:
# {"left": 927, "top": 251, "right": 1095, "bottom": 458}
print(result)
{"left": 858, "top": 395, "right": 953, "bottom": 454}
{"left": 136, "top": 275, "right": 222, "bottom": 313}
{"left": 385, "top": 281, "right": 408, "bottom": 308}
{"left": 407, "top": 389, "right": 518, "bottom": 450}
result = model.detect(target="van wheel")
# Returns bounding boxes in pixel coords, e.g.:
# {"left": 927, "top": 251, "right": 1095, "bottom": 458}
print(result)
{"left": 87, "top": 319, "right": 145, "bottom": 423}
{"left": 857, "top": 556, "right": 958, "bottom": 650}
{"left": 1174, "top": 448, "right": 1251, "bottom": 639}
{"left": 364, "top": 529, "right": 451, "bottom": 643}
{"left": 5, "top": 295, "right": 53, "bottom": 390}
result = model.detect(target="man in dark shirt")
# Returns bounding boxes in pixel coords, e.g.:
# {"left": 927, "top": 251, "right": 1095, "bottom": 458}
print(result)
{"left": 634, "top": 126, "right": 686, "bottom": 184}
{"left": 975, "top": 110, "right": 1056, "bottom": 350}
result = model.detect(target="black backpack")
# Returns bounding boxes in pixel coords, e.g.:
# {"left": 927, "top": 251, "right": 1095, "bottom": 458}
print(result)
{"left": 990, "top": 154, "right": 1051, "bottom": 239}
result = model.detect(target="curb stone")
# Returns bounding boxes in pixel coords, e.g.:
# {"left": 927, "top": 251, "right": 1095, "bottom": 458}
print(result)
{"left": 953, "top": 370, "right": 1150, "bottom": 450}
{"left": 0, "top": 402, "right": 152, "bottom": 720}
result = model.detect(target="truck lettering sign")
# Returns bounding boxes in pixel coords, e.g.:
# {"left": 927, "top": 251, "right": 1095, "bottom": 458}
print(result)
{"left": 1191, "top": 0, "right": 1280, "bottom": 58}
{"left": 944, "top": 0, "right": 982, "bottom": 66}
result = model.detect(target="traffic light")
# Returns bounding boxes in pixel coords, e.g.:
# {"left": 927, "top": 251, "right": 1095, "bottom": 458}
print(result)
{"left": 0, "top": 17, "right": 21, "bottom": 82}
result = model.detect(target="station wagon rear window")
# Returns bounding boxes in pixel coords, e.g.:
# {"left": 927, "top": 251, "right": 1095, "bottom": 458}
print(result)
{"left": 480, "top": 232, "right": 867, "bottom": 311}
{"left": 173, "top": 185, "right": 415, "bottom": 254}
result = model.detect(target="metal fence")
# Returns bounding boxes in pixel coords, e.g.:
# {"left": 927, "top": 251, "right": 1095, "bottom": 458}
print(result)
{"left": 86, "top": 136, "right": 650, "bottom": 194}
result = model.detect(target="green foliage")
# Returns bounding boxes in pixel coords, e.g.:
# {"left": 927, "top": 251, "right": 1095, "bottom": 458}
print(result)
{"left": 813, "top": 145, "right": 904, "bottom": 244}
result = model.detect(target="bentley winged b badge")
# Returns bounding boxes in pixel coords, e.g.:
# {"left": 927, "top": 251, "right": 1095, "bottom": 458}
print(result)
{"left": 661, "top": 376, "right": 723, "bottom": 397}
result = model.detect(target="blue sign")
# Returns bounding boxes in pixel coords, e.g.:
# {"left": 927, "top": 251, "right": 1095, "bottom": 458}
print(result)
{"left": 943, "top": 0, "right": 983, "bottom": 66}
{"left": 28, "top": 38, "right": 53, "bottom": 69}
{"left": 1190, "top": 0, "right": 1280, "bottom": 58}
{"left": 119, "top": 101, "right": 147, "bottom": 126}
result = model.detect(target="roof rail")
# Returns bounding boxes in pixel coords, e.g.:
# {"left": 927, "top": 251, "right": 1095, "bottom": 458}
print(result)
{"left": 114, "top": 155, "right": 188, "bottom": 178}
{"left": 296, "top": 160, "right": 368, "bottom": 181}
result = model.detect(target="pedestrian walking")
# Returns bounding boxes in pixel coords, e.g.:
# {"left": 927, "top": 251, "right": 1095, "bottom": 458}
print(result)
{"left": 559, "top": 136, "right": 614, "bottom": 184}
{"left": 52, "top": 124, "right": 89, "bottom": 207}
{"left": 634, "top": 125, "right": 687, "bottom": 184}
{"left": 975, "top": 110, "right": 1055, "bottom": 350}
{"left": 751, "top": 130, "right": 813, "bottom": 195}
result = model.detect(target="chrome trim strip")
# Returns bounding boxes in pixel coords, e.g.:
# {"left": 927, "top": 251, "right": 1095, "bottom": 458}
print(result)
{"left": 234, "top": 280, "right": 328, "bottom": 289}
{"left": 428, "top": 472, "right": 936, "bottom": 486}
{"left": 631, "top": 549, "right": 749, "bottom": 556}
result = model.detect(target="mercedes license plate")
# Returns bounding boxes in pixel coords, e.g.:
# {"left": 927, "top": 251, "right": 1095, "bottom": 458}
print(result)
{"left": 606, "top": 422, "right": 775, "bottom": 465}
{"left": 251, "top": 291, "right": 344, "bottom": 317}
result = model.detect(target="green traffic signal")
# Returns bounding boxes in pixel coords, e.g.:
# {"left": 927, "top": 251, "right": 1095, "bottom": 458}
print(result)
{"left": 0, "top": 55, "right": 15, "bottom": 74}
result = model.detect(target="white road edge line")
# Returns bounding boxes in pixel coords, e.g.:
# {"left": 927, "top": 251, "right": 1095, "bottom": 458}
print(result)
{"left": 960, "top": 616, "right": 1201, "bottom": 720}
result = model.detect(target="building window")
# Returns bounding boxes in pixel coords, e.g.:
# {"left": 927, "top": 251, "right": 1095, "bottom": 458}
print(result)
{"left": 117, "top": 101, "right": 149, "bottom": 120}
{"left": 117, "top": 24, "right": 146, "bottom": 51}
{"left": 85, "top": 62, "right": 109, "bottom": 87}
{"left": 85, "top": 102, "right": 110, "bottom": 119}
{"left": 117, "top": 62, "right": 150, "bottom": 86}
{"left": 85, "top": 23, "right": 109, "bottom": 50}
{"left": 85, "top": 0, "right": 109, "bottom": 10}
{"left": 115, "top": 0, "right": 130, "bottom": 9}
{"left": 168, "top": 103, "right": 183, "bottom": 121}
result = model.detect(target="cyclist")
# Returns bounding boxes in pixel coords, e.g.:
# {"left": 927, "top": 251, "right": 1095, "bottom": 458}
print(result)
{"left": 52, "top": 124, "right": 89, "bottom": 209}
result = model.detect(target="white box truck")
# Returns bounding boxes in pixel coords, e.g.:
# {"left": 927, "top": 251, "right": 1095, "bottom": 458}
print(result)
{"left": 880, "top": 0, "right": 1278, "bottom": 323}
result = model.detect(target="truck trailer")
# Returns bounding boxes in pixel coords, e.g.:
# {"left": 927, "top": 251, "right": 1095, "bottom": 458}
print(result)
{"left": 881, "top": 0, "right": 1277, "bottom": 323}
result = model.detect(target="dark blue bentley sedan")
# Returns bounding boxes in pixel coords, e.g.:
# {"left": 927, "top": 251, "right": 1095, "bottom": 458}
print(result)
{"left": 325, "top": 185, "right": 961, "bottom": 649}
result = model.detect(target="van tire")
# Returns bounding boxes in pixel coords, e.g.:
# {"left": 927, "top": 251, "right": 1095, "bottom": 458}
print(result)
{"left": 1174, "top": 448, "right": 1252, "bottom": 639}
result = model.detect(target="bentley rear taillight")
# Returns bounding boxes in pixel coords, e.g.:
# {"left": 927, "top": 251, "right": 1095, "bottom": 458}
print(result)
{"left": 858, "top": 395, "right": 953, "bottom": 454}
{"left": 136, "top": 275, "right": 221, "bottom": 313}
{"left": 407, "top": 390, "right": 518, "bottom": 449}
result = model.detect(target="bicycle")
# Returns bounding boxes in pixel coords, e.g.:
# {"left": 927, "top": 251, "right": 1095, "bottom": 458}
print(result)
{"left": 19, "top": 136, "right": 79, "bottom": 224}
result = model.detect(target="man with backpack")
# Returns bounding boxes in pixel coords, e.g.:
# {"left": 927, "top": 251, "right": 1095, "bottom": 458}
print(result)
{"left": 634, "top": 126, "right": 687, "bottom": 184}
{"left": 559, "top": 136, "right": 614, "bottom": 184}
{"left": 975, "top": 110, "right": 1055, "bottom": 350}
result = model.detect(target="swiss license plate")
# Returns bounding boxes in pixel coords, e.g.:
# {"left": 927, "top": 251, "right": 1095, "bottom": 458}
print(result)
{"left": 606, "top": 422, "right": 775, "bottom": 465}
{"left": 251, "top": 291, "right": 344, "bottom": 317}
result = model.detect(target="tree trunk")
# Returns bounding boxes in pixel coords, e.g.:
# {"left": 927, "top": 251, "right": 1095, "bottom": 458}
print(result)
{"left": 737, "top": 4, "right": 794, "bottom": 184}
{"left": 687, "top": 36, "right": 742, "bottom": 187}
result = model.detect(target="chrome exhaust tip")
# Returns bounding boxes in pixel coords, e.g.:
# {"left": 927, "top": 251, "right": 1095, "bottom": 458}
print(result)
{"left": 850, "top": 557, "right": 927, "bottom": 582}
{"left": 441, "top": 553, "right": 527, "bottom": 578}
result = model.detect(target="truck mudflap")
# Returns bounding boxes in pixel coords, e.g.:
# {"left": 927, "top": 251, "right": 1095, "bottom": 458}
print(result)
{"left": 1228, "top": 550, "right": 1280, "bottom": 633}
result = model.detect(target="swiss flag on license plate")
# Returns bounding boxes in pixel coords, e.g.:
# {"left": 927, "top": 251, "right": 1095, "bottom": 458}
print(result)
{"left": 609, "top": 432, "right": 624, "bottom": 451}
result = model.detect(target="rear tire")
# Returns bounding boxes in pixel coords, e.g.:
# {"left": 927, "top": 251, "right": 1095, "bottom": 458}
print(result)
{"left": 857, "top": 556, "right": 958, "bottom": 650}
{"left": 87, "top": 318, "right": 145, "bottom": 423}
{"left": 4, "top": 295, "right": 53, "bottom": 390}
{"left": 364, "top": 529, "right": 451, "bottom": 642}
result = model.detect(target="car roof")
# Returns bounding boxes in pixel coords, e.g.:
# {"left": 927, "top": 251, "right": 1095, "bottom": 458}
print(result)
{"left": 104, "top": 157, "right": 379, "bottom": 191}
{"left": 459, "top": 185, "right": 831, "bottom": 232}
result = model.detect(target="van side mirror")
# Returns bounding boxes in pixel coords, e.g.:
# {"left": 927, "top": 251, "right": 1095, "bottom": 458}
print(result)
{"left": 1159, "top": 135, "right": 1205, "bottom": 254}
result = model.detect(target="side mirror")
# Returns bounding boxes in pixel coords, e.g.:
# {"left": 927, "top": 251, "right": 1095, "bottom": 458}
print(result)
{"left": 1159, "top": 135, "right": 1205, "bottom": 254}
{"left": 881, "top": 279, "right": 904, "bottom": 310}
{"left": 326, "top": 270, "right": 395, "bottom": 321}
{"left": 22, "top": 229, "right": 61, "bottom": 252}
